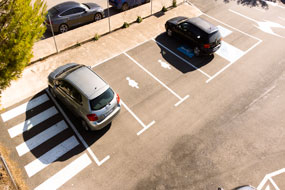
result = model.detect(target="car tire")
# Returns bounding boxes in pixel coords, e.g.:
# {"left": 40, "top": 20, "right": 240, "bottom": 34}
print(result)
{"left": 194, "top": 47, "right": 200, "bottom": 56}
{"left": 167, "top": 28, "right": 173, "bottom": 37}
{"left": 59, "top": 24, "right": 68, "bottom": 33}
{"left": 82, "top": 119, "right": 90, "bottom": 131}
{"left": 121, "top": 3, "right": 129, "bottom": 11}
{"left": 94, "top": 13, "right": 103, "bottom": 21}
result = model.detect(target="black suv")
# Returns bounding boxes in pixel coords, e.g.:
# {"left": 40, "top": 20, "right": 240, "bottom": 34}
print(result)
{"left": 165, "top": 16, "right": 222, "bottom": 56}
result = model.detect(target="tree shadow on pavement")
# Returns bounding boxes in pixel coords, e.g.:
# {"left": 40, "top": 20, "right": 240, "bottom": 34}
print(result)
{"left": 217, "top": 0, "right": 278, "bottom": 9}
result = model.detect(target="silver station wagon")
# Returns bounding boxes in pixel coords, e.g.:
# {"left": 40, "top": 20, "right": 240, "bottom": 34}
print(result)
{"left": 48, "top": 63, "right": 121, "bottom": 131}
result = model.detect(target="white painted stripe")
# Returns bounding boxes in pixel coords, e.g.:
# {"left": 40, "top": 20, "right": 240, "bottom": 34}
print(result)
{"left": 8, "top": 106, "right": 58, "bottom": 138}
{"left": 153, "top": 39, "right": 211, "bottom": 78}
{"left": 34, "top": 153, "right": 91, "bottom": 190}
{"left": 217, "top": 25, "right": 233, "bottom": 38}
{"left": 1, "top": 94, "right": 49, "bottom": 122}
{"left": 268, "top": 177, "right": 280, "bottom": 190}
{"left": 215, "top": 41, "right": 245, "bottom": 63}
{"left": 120, "top": 100, "right": 155, "bottom": 136}
{"left": 45, "top": 89, "right": 109, "bottom": 166}
{"left": 124, "top": 52, "right": 187, "bottom": 101}
{"left": 24, "top": 136, "right": 79, "bottom": 177}
{"left": 267, "top": 168, "right": 285, "bottom": 177}
{"left": 16, "top": 120, "right": 68, "bottom": 157}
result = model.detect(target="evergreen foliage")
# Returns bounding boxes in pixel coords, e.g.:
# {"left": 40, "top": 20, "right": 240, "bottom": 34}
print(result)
{"left": 0, "top": 0, "right": 47, "bottom": 94}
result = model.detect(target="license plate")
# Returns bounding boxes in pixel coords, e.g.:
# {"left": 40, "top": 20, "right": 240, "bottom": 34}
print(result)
{"left": 104, "top": 107, "right": 114, "bottom": 117}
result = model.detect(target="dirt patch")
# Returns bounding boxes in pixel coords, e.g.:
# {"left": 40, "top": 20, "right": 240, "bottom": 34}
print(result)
{"left": 0, "top": 144, "right": 28, "bottom": 190}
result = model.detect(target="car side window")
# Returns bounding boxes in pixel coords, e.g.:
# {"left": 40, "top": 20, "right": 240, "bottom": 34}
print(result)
{"left": 58, "top": 80, "right": 82, "bottom": 104}
{"left": 70, "top": 87, "right": 82, "bottom": 104}
{"left": 72, "top": 7, "right": 85, "bottom": 14}
{"left": 189, "top": 24, "right": 201, "bottom": 37}
{"left": 58, "top": 80, "right": 72, "bottom": 95}
{"left": 60, "top": 9, "right": 74, "bottom": 16}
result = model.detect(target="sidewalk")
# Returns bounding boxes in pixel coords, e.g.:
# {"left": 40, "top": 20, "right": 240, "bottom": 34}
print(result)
{"left": 0, "top": 3, "right": 201, "bottom": 109}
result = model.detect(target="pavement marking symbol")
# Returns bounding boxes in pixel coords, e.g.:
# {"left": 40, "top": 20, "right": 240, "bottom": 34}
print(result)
{"left": 16, "top": 120, "right": 68, "bottom": 157}
{"left": 229, "top": 9, "right": 285, "bottom": 38}
{"left": 8, "top": 106, "right": 58, "bottom": 138}
{"left": 24, "top": 136, "right": 79, "bottom": 177}
{"left": 120, "top": 100, "right": 155, "bottom": 136}
{"left": 1, "top": 93, "right": 49, "bottom": 122}
{"left": 177, "top": 46, "right": 195, "bottom": 58}
{"left": 257, "top": 168, "right": 285, "bottom": 190}
{"left": 126, "top": 77, "right": 139, "bottom": 88}
{"left": 34, "top": 153, "right": 91, "bottom": 190}
{"left": 158, "top": 59, "right": 171, "bottom": 69}
{"left": 124, "top": 52, "right": 189, "bottom": 107}
{"left": 45, "top": 89, "right": 110, "bottom": 166}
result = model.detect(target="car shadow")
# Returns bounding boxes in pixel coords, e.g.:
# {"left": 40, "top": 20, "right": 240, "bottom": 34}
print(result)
{"left": 154, "top": 33, "right": 214, "bottom": 73}
{"left": 22, "top": 90, "right": 110, "bottom": 164}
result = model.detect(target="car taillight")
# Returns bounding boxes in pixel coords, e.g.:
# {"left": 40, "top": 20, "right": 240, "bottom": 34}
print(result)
{"left": 116, "top": 93, "right": 120, "bottom": 104}
{"left": 204, "top": 44, "right": 210, "bottom": 48}
{"left": 87, "top": 114, "right": 98, "bottom": 121}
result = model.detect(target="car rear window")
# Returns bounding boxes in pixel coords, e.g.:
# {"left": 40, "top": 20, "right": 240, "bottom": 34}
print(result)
{"left": 208, "top": 31, "right": 221, "bottom": 43}
{"left": 90, "top": 88, "right": 114, "bottom": 110}
{"left": 48, "top": 7, "right": 59, "bottom": 17}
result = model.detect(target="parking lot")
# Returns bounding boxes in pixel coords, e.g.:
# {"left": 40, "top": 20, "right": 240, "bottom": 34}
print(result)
{"left": 1, "top": 1, "right": 285, "bottom": 189}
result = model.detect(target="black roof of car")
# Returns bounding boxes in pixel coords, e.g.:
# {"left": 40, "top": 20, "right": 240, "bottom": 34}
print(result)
{"left": 52, "top": 1, "right": 81, "bottom": 13}
{"left": 185, "top": 17, "right": 218, "bottom": 34}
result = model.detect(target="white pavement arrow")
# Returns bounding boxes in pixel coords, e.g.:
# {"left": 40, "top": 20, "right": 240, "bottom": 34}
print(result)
{"left": 158, "top": 59, "right": 171, "bottom": 70}
{"left": 126, "top": 77, "right": 139, "bottom": 89}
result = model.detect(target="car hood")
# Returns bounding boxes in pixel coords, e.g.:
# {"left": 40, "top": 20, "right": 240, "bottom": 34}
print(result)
{"left": 167, "top": 16, "right": 188, "bottom": 25}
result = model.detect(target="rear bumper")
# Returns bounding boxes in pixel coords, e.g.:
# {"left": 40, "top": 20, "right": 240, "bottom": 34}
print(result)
{"left": 201, "top": 44, "right": 221, "bottom": 55}
{"left": 88, "top": 105, "right": 121, "bottom": 130}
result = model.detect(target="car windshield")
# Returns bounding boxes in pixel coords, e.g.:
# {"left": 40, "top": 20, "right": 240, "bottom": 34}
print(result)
{"left": 208, "top": 31, "right": 221, "bottom": 43}
{"left": 48, "top": 7, "right": 59, "bottom": 17}
{"left": 90, "top": 88, "right": 114, "bottom": 110}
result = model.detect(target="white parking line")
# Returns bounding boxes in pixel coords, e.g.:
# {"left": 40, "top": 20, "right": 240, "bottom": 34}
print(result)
{"left": 120, "top": 100, "right": 155, "bottom": 136}
{"left": 16, "top": 120, "right": 68, "bottom": 157}
{"left": 8, "top": 106, "right": 58, "bottom": 138}
{"left": 124, "top": 52, "right": 190, "bottom": 107}
{"left": 24, "top": 136, "right": 79, "bottom": 177}
{"left": 46, "top": 89, "right": 110, "bottom": 166}
{"left": 34, "top": 153, "right": 91, "bottom": 190}
{"left": 1, "top": 93, "right": 49, "bottom": 122}
{"left": 153, "top": 39, "right": 211, "bottom": 79}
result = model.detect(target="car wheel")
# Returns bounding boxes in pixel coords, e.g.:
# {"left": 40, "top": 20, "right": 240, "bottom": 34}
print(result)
{"left": 59, "top": 24, "right": 68, "bottom": 33}
{"left": 82, "top": 119, "right": 90, "bottom": 131}
{"left": 194, "top": 47, "right": 200, "bottom": 56}
{"left": 94, "top": 13, "right": 103, "bottom": 21}
{"left": 121, "top": 3, "right": 129, "bottom": 11}
{"left": 167, "top": 28, "right": 173, "bottom": 37}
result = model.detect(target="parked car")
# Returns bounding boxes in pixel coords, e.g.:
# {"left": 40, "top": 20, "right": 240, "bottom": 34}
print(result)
{"left": 165, "top": 16, "right": 222, "bottom": 56}
{"left": 109, "top": 0, "right": 150, "bottom": 11}
{"left": 46, "top": 1, "right": 104, "bottom": 33}
{"left": 48, "top": 63, "right": 121, "bottom": 131}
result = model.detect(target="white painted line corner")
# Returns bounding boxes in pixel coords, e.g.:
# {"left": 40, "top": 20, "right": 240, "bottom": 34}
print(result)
{"left": 175, "top": 95, "right": 190, "bottom": 107}
{"left": 137, "top": 120, "right": 155, "bottom": 136}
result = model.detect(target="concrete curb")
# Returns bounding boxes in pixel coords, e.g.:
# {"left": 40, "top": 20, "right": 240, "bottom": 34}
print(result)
{"left": 0, "top": 153, "right": 18, "bottom": 190}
